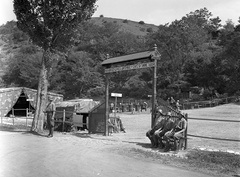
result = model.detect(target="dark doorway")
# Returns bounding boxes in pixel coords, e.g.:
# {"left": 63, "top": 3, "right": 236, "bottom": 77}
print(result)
{"left": 7, "top": 92, "right": 35, "bottom": 117}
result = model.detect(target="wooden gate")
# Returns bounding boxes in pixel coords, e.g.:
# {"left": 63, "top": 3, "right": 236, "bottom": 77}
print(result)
{"left": 101, "top": 45, "right": 161, "bottom": 135}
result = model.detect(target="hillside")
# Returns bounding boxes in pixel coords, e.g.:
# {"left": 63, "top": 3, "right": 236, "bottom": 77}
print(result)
{"left": 90, "top": 17, "right": 159, "bottom": 36}
{"left": 0, "top": 34, "right": 14, "bottom": 86}
{"left": 0, "top": 17, "right": 159, "bottom": 86}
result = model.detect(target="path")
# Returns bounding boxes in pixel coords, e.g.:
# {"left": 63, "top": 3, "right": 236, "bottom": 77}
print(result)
{"left": 0, "top": 131, "right": 215, "bottom": 177}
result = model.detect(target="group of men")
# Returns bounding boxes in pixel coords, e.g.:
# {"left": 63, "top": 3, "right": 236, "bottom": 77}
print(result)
{"left": 146, "top": 109, "right": 187, "bottom": 152}
{"left": 110, "top": 101, "right": 148, "bottom": 114}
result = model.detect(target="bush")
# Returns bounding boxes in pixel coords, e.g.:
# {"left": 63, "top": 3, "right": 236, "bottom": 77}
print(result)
{"left": 139, "top": 28, "right": 145, "bottom": 32}
{"left": 99, "top": 14, "right": 104, "bottom": 18}
{"left": 146, "top": 27, "right": 153, "bottom": 33}
{"left": 139, "top": 21, "right": 145, "bottom": 25}
{"left": 123, "top": 19, "right": 128, "bottom": 23}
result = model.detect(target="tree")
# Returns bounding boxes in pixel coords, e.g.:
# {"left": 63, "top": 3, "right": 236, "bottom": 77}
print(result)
{"left": 146, "top": 8, "right": 221, "bottom": 99}
{"left": 55, "top": 51, "right": 104, "bottom": 99}
{"left": 13, "top": 0, "right": 97, "bottom": 132}
{"left": 3, "top": 44, "right": 41, "bottom": 88}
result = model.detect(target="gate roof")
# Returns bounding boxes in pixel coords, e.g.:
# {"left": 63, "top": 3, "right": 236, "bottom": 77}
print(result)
{"left": 101, "top": 50, "right": 159, "bottom": 66}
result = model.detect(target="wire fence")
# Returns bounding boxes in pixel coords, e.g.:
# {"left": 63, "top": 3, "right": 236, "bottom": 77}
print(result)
{"left": 0, "top": 108, "right": 34, "bottom": 127}
{"left": 187, "top": 116, "right": 240, "bottom": 142}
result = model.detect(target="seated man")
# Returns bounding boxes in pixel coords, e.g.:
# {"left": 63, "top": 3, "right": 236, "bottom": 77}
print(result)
{"left": 116, "top": 116, "right": 126, "bottom": 133}
{"left": 153, "top": 112, "right": 175, "bottom": 149}
{"left": 146, "top": 109, "right": 165, "bottom": 147}
{"left": 108, "top": 117, "right": 115, "bottom": 135}
{"left": 163, "top": 114, "right": 187, "bottom": 152}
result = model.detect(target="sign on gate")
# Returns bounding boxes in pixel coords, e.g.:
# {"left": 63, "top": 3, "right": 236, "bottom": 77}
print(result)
{"left": 111, "top": 93, "right": 122, "bottom": 97}
{"left": 105, "top": 62, "right": 155, "bottom": 73}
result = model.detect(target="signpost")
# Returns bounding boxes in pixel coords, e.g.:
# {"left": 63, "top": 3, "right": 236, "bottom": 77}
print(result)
{"left": 111, "top": 93, "right": 122, "bottom": 117}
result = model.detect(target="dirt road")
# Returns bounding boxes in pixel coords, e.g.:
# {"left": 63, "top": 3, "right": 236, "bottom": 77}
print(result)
{"left": 1, "top": 104, "right": 239, "bottom": 177}
{"left": 0, "top": 131, "right": 215, "bottom": 177}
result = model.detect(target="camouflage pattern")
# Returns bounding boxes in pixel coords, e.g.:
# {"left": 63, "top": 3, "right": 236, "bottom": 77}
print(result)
{"left": 0, "top": 87, "right": 63, "bottom": 117}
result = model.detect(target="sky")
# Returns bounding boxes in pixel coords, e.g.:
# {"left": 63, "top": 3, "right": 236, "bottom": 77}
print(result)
{"left": 0, "top": 0, "right": 239, "bottom": 26}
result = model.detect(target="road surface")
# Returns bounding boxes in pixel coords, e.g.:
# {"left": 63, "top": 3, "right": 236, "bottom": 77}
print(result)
{"left": 0, "top": 131, "right": 215, "bottom": 177}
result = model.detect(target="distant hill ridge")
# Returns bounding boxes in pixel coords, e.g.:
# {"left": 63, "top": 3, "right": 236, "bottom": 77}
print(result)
{"left": 90, "top": 17, "right": 159, "bottom": 36}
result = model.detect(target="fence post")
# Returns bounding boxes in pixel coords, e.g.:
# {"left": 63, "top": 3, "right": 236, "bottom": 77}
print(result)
{"left": 62, "top": 109, "right": 65, "bottom": 132}
{"left": 184, "top": 113, "right": 188, "bottom": 150}
{"left": 26, "top": 108, "right": 28, "bottom": 127}
{"left": 12, "top": 108, "right": 14, "bottom": 125}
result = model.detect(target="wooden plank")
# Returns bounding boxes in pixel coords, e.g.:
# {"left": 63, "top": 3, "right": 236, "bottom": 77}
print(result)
{"left": 105, "top": 62, "right": 155, "bottom": 73}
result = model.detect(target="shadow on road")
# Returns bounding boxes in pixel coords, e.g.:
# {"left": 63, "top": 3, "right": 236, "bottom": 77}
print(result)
{"left": 22, "top": 131, "right": 47, "bottom": 137}
{"left": 72, "top": 132, "right": 93, "bottom": 139}
{"left": 0, "top": 125, "right": 30, "bottom": 133}
{"left": 136, "top": 142, "right": 152, "bottom": 149}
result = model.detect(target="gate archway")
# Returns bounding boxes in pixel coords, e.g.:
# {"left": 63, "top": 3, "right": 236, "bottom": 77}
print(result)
{"left": 101, "top": 45, "right": 161, "bottom": 135}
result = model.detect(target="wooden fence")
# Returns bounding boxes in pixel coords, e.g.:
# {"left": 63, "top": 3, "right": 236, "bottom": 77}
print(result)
{"left": 181, "top": 96, "right": 237, "bottom": 110}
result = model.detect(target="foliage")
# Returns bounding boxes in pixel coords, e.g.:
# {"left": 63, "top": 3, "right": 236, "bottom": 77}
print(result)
{"left": 146, "top": 27, "right": 153, "bottom": 33}
{"left": 147, "top": 8, "right": 223, "bottom": 99}
{"left": 2, "top": 44, "right": 41, "bottom": 88}
{"left": 139, "top": 21, "right": 145, "bottom": 25}
{"left": 122, "top": 19, "right": 128, "bottom": 23}
{"left": 54, "top": 51, "right": 104, "bottom": 99}
{"left": 14, "top": 0, "right": 97, "bottom": 52}
{"left": 1, "top": 7, "right": 240, "bottom": 101}
{"left": 216, "top": 25, "right": 240, "bottom": 94}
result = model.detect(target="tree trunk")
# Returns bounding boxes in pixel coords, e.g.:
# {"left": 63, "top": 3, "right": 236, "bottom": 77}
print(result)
{"left": 31, "top": 50, "right": 49, "bottom": 132}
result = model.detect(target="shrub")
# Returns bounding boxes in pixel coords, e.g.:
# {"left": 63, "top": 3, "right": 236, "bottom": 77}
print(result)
{"left": 139, "top": 27, "right": 145, "bottom": 32}
{"left": 123, "top": 19, "right": 128, "bottom": 23}
{"left": 146, "top": 27, "right": 153, "bottom": 33}
{"left": 139, "top": 21, "right": 145, "bottom": 25}
{"left": 99, "top": 14, "right": 104, "bottom": 18}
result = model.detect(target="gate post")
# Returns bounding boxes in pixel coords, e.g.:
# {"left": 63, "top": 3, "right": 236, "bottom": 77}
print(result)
{"left": 26, "top": 108, "right": 28, "bottom": 126}
{"left": 151, "top": 44, "right": 158, "bottom": 128}
{"left": 105, "top": 74, "right": 109, "bottom": 136}
{"left": 62, "top": 109, "right": 66, "bottom": 132}
{"left": 105, "top": 54, "right": 110, "bottom": 136}
{"left": 184, "top": 113, "right": 188, "bottom": 149}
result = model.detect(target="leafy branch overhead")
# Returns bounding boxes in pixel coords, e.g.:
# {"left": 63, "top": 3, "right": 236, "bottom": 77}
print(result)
{"left": 14, "top": 0, "right": 97, "bottom": 51}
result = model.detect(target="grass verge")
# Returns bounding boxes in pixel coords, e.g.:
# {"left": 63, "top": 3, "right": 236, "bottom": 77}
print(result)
{"left": 126, "top": 148, "right": 240, "bottom": 177}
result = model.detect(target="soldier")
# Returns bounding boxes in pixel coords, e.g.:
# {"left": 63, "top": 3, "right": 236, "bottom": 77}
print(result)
{"left": 45, "top": 96, "right": 56, "bottom": 138}
{"left": 163, "top": 114, "right": 187, "bottom": 152}
{"left": 153, "top": 112, "right": 175, "bottom": 149}
{"left": 146, "top": 109, "right": 165, "bottom": 147}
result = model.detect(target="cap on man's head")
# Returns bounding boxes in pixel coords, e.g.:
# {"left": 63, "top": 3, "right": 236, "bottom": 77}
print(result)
{"left": 48, "top": 96, "right": 54, "bottom": 101}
